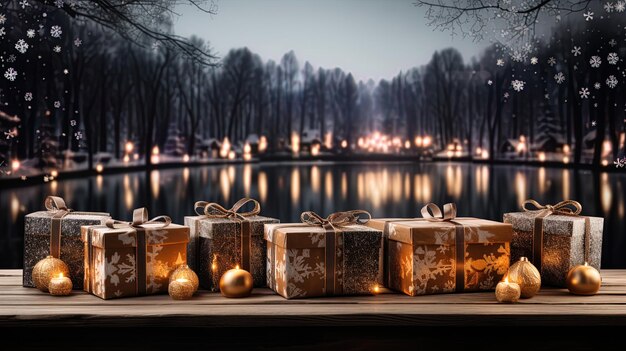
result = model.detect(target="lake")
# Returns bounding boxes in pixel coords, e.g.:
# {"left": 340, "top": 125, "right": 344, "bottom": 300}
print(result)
{"left": 1, "top": 161, "right": 624, "bottom": 268}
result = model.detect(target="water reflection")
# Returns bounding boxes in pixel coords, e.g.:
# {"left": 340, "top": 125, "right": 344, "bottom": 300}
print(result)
{"left": 1, "top": 162, "right": 625, "bottom": 268}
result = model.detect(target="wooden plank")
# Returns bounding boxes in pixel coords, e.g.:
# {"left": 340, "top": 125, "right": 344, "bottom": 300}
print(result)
{"left": 1, "top": 269, "right": 625, "bottom": 327}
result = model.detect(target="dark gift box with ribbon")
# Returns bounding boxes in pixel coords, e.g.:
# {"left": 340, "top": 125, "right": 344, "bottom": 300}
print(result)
{"left": 376, "top": 203, "right": 512, "bottom": 296}
{"left": 265, "top": 210, "right": 383, "bottom": 299}
{"left": 503, "top": 200, "right": 604, "bottom": 287}
{"left": 23, "top": 196, "right": 110, "bottom": 289}
{"left": 81, "top": 208, "right": 189, "bottom": 299}
{"left": 184, "top": 198, "right": 279, "bottom": 291}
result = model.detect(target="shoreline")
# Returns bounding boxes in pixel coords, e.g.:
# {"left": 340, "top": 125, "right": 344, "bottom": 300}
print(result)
{"left": 1, "top": 154, "right": 623, "bottom": 188}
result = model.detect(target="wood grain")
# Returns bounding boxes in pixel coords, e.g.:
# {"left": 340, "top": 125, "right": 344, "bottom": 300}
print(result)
{"left": 1, "top": 269, "right": 625, "bottom": 327}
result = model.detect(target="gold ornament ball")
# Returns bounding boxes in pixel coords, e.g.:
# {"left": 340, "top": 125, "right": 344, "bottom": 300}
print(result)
{"left": 219, "top": 268, "right": 253, "bottom": 298}
{"left": 32, "top": 256, "right": 70, "bottom": 292}
{"left": 566, "top": 262, "right": 601, "bottom": 296}
{"left": 495, "top": 279, "right": 521, "bottom": 303}
{"left": 507, "top": 257, "right": 541, "bottom": 298}
{"left": 49, "top": 275, "right": 73, "bottom": 296}
{"left": 169, "top": 264, "right": 199, "bottom": 292}
{"left": 168, "top": 279, "right": 195, "bottom": 300}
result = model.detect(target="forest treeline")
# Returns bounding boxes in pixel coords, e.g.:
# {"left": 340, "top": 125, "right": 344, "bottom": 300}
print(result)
{"left": 1, "top": 7, "right": 625, "bottom": 170}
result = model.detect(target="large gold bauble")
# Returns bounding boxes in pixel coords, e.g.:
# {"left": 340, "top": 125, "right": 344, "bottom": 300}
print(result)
{"left": 219, "top": 268, "right": 253, "bottom": 298}
{"left": 566, "top": 262, "right": 601, "bottom": 296}
{"left": 169, "top": 264, "right": 199, "bottom": 292}
{"left": 507, "top": 257, "right": 541, "bottom": 298}
{"left": 32, "top": 256, "right": 70, "bottom": 292}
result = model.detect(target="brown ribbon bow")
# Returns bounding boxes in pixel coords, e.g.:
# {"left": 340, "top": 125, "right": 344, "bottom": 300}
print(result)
{"left": 194, "top": 198, "right": 260, "bottom": 272}
{"left": 522, "top": 199, "right": 589, "bottom": 273}
{"left": 300, "top": 210, "right": 371, "bottom": 296}
{"left": 99, "top": 208, "right": 170, "bottom": 295}
{"left": 420, "top": 202, "right": 465, "bottom": 292}
{"left": 45, "top": 196, "right": 108, "bottom": 259}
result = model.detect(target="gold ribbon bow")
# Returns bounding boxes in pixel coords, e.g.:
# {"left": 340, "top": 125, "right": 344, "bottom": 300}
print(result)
{"left": 420, "top": 202, "right": 465, "bottom": 292}
{"left": 194, "top": 198, "right": 261, "bottom": 272}
{"left": 300, "top": 210, "right": 371, "bottom": 296}
{"left": 100, "top": 208, "right": 170, "bottom": 296}
{"left": 522, "top": 199, "right": 589, "bottom": 273}
{"left": 45, "top": 196, "right": 71, "bottom": 259}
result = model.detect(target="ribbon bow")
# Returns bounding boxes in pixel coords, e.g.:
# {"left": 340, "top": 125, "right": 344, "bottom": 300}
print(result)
{"left": 194, "top": 198, "right": 260, "bottom": 221}
{"left": 300, "top": 210, "right": 371, "bottom": 229}
{"left": 106, "top": 208, "right": 171, "bottom": 229}
{"left": 522, "top": 199, "right": 582, "bottom": 216}
{"left": 420, "top": 203, "right": 457, "bottom": 221}
{"left": 45, "top": 196, "right": 71, "bottom": 213}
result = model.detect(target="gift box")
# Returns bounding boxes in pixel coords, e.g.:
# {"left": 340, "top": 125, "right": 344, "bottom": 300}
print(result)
{"left": 81, "top": 208, "right": 189, "bottom": 299}
{"left": 184, "top": 198, "right": 279, "bottom": 291}
{"left": 503, "top": 199, "right": 603, "bottom": 287}
{"left": 23, "top": 196, "right": 110, "bottom": 289}
{"left": 376, "top": 203, "right": 512, "bottom": 296}
{"left": 265, "top": 210, "right": 383, "bottom": 299}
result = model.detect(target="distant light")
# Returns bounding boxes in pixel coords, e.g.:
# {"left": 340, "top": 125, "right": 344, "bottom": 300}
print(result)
{"left": 563, "top": 145, "right": 571, "bottom": 154}
{"left": 447, "top": 144, "right": 455, "bottom": 151}
{"left": 258, "top": 136, "right": 268, "bottom": 153}
{"left": 152, "top": 146, "right": 159, "bottom": 155}
{"left": 133, "top": 153, "right": 139, "bottom": 160}
{"left": 11, "top": 159, "right": 20, "bottom": 171}
{"left": 228, "top": 150, "right": 236, "bottom": 160}
{"left": 538, "top": 152, "right": 546, "bottom": 162}
{"left": 123, "top": 154, "right": 130, "bottom": 163}
{"left": 601, "top": 159, "right": 609, "bottom": 166}
{"left": 422, "top": 136, "right": 431, "bottom": 147}
{"left": 481, "top": 150, "right": 489, "bottom": 159}
{"left": 414, "top": 136, "right": 423, "bottom": 147}
{"left": 476, "top": 147, "right": 482, "bottom": 155}
{"left": 95, "top": 164, "right": 103, "bottom": 173}
{"left": 563, "top": 156, "right": 570, "bottom": 164}
{"left": 183, "top": 154, "right": 190, "bottom": 163}
{"left": 455, "top": 144, "right": 462, "bottom": 152}
{"left": 311, "top": 143, "right": 320, "bottom": 156}
{"left": 404, "top": 140, "right": 411, "bottom": 149}
{"left": 603, "top": 140, "right": 612, "bottom": 153}
{"left": 125, "top": 141, "right": 134, "bottom": 153}
{"left": 446, "top": 150, "right": 454, "bottom": 158}
{"left": 220, "top": 138, "right": 231, "bottom": 159}
{"left": 340, "top": 140, "right": 348, "bottom": 149}
{"left": 50, "top": 170, "right": 58, "bottom": 178}
{"left": 291, "top": 132, "right": 300, "bottom": 155}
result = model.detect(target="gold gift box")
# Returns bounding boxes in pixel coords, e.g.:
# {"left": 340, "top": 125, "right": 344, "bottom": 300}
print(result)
{"left": 81, "top": 222, "right": 189, "bottom": 299}
{"left": 369, "top": 217, "right": 512, "bottom": 296}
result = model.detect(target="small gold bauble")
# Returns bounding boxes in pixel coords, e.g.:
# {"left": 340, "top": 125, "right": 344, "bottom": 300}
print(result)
{"left": 495, "top": 278, "right": 521, "bottom": 303}
{"left": 169, "top": 264, "right": 199, "bottom": 292}
{"left": 219, "top": 268, "right": 253, "bottom": 298}
{"left": 507, "top": 257, "right": 541, "bottom": 298}
{"left": 32, "top": 256, "right": 70, "bottom": 292}
{"left": 168, "top": 279, "right": 195, "bottom": 300}
{"left": 566, "top": 262, "right": 601, "bottom": 296}
{"left": 49, "top": 274, "right": 73, "bottom": 296}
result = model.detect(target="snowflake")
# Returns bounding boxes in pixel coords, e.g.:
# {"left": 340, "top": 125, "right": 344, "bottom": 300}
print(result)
{"left": 554, "top": 72, "right": 565, "bottom": 84}
{"left": 0, "top": 27, "right": 5, "bottom": 38}
{"left": 617, "top": 1, "right": 625, "bottom": 12}
{"left": 24, "top": 92, "right": 32, "bottom": 101}
{"left": 594, "top": 82, "right": 601, "bottom": 89}
{"left": 608, "top": 52, "right": 619, "bottom": 65}
{"left": 15, "top": 39, "right": 29, "bottom": 54}
{"left": 548, "top": 57, "right": 556, "bottom": 66}
{"left": 55, "top": 0, "right": 64, "bottom": 7}
{"left": 487, "top": 80, "right": 493, "bottom": 85}
{"left": 583, "top": 11, "right": 594, "bottom": 21}
{"left": 530, "top": 57, "right": 538, "bottom": 65}
{"left": 579, "top": 87, "right": 590, "bottom": 99}
{"left": 50, "top": 25, "right": 62, "bottom": 38}
{"left": 511, "top": 80, "right": 525, "bottom": 92}
{"left": 609, "top": 39, "right": 618, "bottom": 47}
{"left": 606, "top": 75, "right": 619, "bottom": 88}
{"left": 544, "top": 93, "right": 550, "bottom": 99}
{"left": 496, "top": 59, "right": 504, "bottom": 66}
{"left": 19, "top": 0, "right": 30, "bottom": 9}
{"left": 54, "top": 101, "right": 61, "bottom": 108}
{"left": 511, "top": 51, "right": 524, "bottom": 62}
{"left": 7, "top": 54, "right": 16, "bottom": 63}
{"left": 591, "top": 120, "right": 597, "bottom": 127}
{"left": 503, "top": 92, "right": 509, "bottom": 99}
{"left": 70, "top": 119, "right": 76, "bottom": 127}
{"left": 614, "top": 157, "right": 626, "bottom": 168}
{"left": 74, "top": 38, "right": 82, "bottom": 47}
{"left": 53, "top": 46, "right": 61, "bottom": 53}
{"left": 4, "top": 68, "right": 17, "bottom": 81}
{"left": 605, "top": 2, "right": 614, "bottom": 12}
{"left": 151, "top": 42, "right": 160, "bottom": 51}
{"left": 571, "top": 46, "right": 581, "bottom": 56}
{"left": 26, "top": 29, "right": 35, "bottom": 38}
{"left": 589, "top": 56, "right": 602, "bottom": 68}
{"left": 75, "top": 131, "right": 82, "bottom": 140}
{"left": 0, "top": 14, "right": 6, "bottom": 25}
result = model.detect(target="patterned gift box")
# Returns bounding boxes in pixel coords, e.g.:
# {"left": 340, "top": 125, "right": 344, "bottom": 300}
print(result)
{"left": 379, "top": 203, "right": 512, "bottom": 296}
{"left": 23, "top": 196, "right": 110, "bottom": 289}
{"left": 184, "top": 198, "right": 279, "bottom": 291}
{"left": 503, "top": 200, "right": 603, "bottom": 287}
{"left": 265, "top": 210, "right": 383, "bottom": 299}
{"left": 81, "top": 208, "right": 189, "bottom": 299}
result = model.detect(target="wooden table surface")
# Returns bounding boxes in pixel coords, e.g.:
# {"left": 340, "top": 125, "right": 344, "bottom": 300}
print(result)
{"left": 2, "top": 269, "right": 626, "bottom": 327}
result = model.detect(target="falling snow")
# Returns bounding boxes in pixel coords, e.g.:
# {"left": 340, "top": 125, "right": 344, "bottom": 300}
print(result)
{"left": 511, "top": 80, "right": 525, "bottom": 92}
{"left": 26, "top": 29, "right": 35, "bottom": 38}
{"left": 617, "top": 1, "right": 626, "bottom": 12}
{"left": 19, "top": 0, "right": 30, "bottom": 9}
{"left": 496, "top": 59, "right": 504, "bottom": 66}
{"left": 594, "top": 82, "right": 601, "bottom": 89}
{"left": 530, "top": 57, "right": 538, "bottom": 65}
{"left": 74, "top": 38, "right": 82, "bottom": 47}
{"left": 579, "top": 87, "right": 590, "bottom": 99}
{"left": 547, "top": 57, "right": 556, "bottom": 66}
{"left": 554, "top": 72, "right": 565, "bottom": 84}
{"left": 589, "top": 56, "right": 602, "bottom": 68}
{"left": 24, "top": 92, "right": 33, "bottom": 101}
{"left": 606, "top": 75, "right": 619, "bottom": 88}
{"left": 583, "top": 11, "right": 594, "bottom": 21}
{"left": 53, "top": 46, "right": 61, "bottom": 53}
{"left": 50, "top": 25, "right": 62, "bottom": 38}
{"left": 572, "top": 46, "right": 581, "bottom": 56}
{"left": 608, "top": 52, "right": 619, "bottom": 65}
{"left": 604, "top": 2, "right": 614, "bottom": 12}
{"left": 0, "top": 14, "right": 6, "bottom": 25}
{"left": 15, "top": 39, "right": 29, "bottom": 54}
{"left": 4, "top": 68, "right": 17, "bottom": 81}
